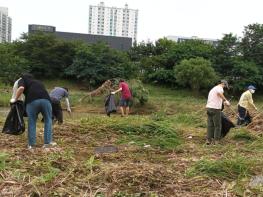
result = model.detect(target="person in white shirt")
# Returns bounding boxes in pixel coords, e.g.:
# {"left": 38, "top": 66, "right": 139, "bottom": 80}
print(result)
{"left": 206, "top": 80, "right": 230, "bottom": 145}
{"left": 10, "top": 78, "right": 24, "bottom": 103}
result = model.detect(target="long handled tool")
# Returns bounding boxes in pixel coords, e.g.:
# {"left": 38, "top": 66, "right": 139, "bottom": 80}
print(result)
{"left": 225, "top": 105, "right": 241, "bottom": 119}
{"left": 252, "top": 106, "right": 263, "bottom": 119}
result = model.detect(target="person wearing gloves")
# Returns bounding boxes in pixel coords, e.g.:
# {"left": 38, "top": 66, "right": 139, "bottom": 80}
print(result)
{"left": 237, "top": 85, "right": 257, "bottom": 126}
{"left": 111, "top": 79, "right": 132, "bottom": 117}
{"left": 10, "top": 78, "right": 24, "bottom": 103}
{"left": 13, "top": 73, "right": 55, "bottom": 149}
{"left": 49, "top": 87, "right": 71, "bottom": 124}
{"left": 2, "top": 78, "right": 25, "bottom": 135}
{"left": 206, "top": 80, "right": 230, "bottom": 145}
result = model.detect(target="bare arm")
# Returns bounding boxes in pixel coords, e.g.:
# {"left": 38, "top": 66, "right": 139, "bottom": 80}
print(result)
{"left": 218, "top": 92, "right": 227, "bottom": 102}
{"left": 15, "top": 87, "right": 25, "bottom": 101}
{"left": 112, "top": 87, "right": 122, "bottom": 94}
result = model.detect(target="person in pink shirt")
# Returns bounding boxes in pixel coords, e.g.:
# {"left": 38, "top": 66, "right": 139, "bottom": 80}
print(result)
{"left": 111, "top": 79, "right": 132, "bottom": 117}
{"left": 206, "top": 80, "right": 230, "bottom": 145}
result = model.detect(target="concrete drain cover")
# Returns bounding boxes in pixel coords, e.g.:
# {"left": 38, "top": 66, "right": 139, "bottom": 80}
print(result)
{"left": 94, "top": 145, "right": 118, "bottom": 154}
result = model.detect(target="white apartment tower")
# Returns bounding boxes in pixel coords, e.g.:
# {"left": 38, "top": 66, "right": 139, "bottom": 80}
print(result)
{"left": 0, "top": 7, "right": 12, "bottom": 43}
{"left": 88, "top": 2, "right": 138, "bottom": 41}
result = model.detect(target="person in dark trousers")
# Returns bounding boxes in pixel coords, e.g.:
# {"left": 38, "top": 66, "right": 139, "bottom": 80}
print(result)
{"left": 111, "top": 79, "right": 132, "bottom": 117}
{"left": 13, "top": 74, "right": 56, "bottom": 149}
{"left": 49, "top": 87, "right": 71, "bottom": 124}
{"left": 206, "top": 80, "right": 230, "bottom": 145}
{"left": 237, "top": 85, "right": 257, "bottom": 126}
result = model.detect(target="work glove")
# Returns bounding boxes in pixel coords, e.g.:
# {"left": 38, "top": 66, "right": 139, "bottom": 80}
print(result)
{"left": 10, "top": 98, "right": 16, "bottom": 104}
{"left": 224, "top": 100, "right": 230, "bottom": 106}
{"left": 111, "top": 92, "right": 115, "bottom": 95}
{"left": 67, "top": 108, "right": 72, "bottom": 113}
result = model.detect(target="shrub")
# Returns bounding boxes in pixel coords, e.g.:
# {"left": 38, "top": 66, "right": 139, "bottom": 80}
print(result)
{"left": 174, "top": 57, "right": 218, "bottom": 92}
{"left": 128, "top": 79, "right": 149, "bottom": 105}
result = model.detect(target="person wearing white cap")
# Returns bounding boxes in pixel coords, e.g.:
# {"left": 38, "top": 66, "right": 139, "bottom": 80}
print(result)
{"left": 206, "top": 80, "right": 230, "bottom": 145}
{"left": 237, "top": 85, "right": 257, "bottom": 126}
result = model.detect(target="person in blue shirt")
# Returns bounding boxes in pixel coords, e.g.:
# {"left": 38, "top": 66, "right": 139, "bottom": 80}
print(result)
{"left": 49, "top": 87, "right": 71, "bottom": 124}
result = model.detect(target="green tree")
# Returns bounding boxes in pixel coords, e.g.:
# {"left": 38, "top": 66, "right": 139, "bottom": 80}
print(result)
{"left": 154, "top": 38, "right": 176, "bottom": 55}
{"left": 128, "top": 41, "right": 155, "bottom": 62}
{"left": 241, "top": 23, "right": 263, "bottom": 66}
{"left": 229, "top": 60, "right": 262, "bottom": 93}
{"left": 213, "top": 33, "right": 240, "bottom": 76}
{"left": 174, "top": 57, "right": 217, "bottom": 92}
{"left": 0, "top": 43, "right": 28, "bottom": 84}
{"left": 169, "top": 39, "right": 215, "bottom": 68}
{"left": 66, "top": 42, "right": 138, "bottom": 87}
{"left": 15, "top": 32, "right": 76, "bottom": 78}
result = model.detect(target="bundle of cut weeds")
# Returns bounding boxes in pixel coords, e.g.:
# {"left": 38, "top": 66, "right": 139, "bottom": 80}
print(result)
{"left": 247, "top": 113, "right": 263, "bottom": 134}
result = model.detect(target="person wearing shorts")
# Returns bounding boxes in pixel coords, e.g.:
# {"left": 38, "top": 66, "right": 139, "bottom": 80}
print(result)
{"left": 111, "top": 79, "right": 132, "bottom": 117}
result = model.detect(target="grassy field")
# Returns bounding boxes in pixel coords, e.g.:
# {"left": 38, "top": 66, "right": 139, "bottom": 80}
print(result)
{"left": 0, "top": 81, "right": 263, "bottom": 196}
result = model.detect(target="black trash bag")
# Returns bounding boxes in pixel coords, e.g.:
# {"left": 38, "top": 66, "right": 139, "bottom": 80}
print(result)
{"left": 221, "top": 112, "right": 235, "bottom": 138}
{"left": 105, "top": 94, "right": 117, "bottom": 117}
{"left": 2, "top": 101, "right": 25, "bottom": 135}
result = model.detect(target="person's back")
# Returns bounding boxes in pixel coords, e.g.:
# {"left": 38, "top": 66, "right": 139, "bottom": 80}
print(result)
{"left": 50, "top": 87, "right": 69, "bottom": 101}
{"left": 18, "top": 76, "right": 50, "bottom": 105}
{"left": 49, "top": 87, "right": 71, "bottom": 124}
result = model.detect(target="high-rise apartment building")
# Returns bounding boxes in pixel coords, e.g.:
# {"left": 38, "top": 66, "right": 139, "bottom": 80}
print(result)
{"left": 0, "top": 7, "right": 12, "bottom": 43}
{"left": 88, "top": 2, "right": 138, "bottom": 41}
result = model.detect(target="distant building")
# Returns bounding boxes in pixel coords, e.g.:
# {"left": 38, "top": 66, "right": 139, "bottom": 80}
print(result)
{"left": 167, "top": 35, "right": 219, "bottom": 46}
{"left": 28, "top": 24, "right": 132, "bottom": 51}
{"left": 0, "top": 7, "right": 12, "bottom": 43}
{"left": 88, "top": 2, "right": 138, "bottom": 41}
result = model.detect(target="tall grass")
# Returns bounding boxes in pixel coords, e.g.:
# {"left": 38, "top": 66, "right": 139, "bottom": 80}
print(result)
{"left": 0, "top": 153, "right": 9, "bottom": 170}
{"left": 186, "top": 155, "right": 254, "bottom": 180}
{"left": 113, "top": 121, "right": 181, "bottom": 149}
{"left": 232, "top": 129, "right": 257, "bottom": 141}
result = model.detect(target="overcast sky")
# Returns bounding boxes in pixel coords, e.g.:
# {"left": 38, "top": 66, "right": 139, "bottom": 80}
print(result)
{"left": 1, "top": 0, "right": 263, "bottom": 42}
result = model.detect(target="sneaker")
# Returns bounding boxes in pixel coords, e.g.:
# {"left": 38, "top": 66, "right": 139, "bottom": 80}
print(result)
{"left": 27, "top": 145, "right": 36, "bottom": 150}
{"left": 43, "top": 142, "right": 57, "bottom": 148}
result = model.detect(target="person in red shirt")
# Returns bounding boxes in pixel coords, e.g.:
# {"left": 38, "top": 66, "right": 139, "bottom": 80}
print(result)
{"left": 111, "top": 79, "right": 132, "bottom": 117}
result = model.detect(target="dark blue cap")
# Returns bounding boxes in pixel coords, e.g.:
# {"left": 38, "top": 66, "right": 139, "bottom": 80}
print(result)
{"left": 248, "top": 85, "right": 256, "bottom": 90}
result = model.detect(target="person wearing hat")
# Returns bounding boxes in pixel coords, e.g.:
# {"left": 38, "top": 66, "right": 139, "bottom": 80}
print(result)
{"left": 237, "top": 85, "right": 257, "bottom": 126}
{"left": 206, "top": 80, "right": 230, "bottom": 145}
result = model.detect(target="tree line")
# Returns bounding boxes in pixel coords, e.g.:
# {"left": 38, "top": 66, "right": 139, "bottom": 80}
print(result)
{"left": 0, "top": 23, "right": 262, "bottom": 94}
